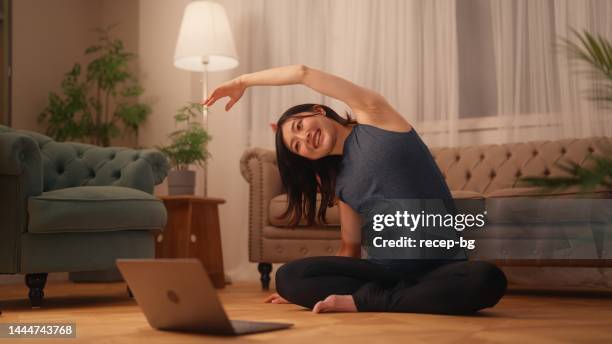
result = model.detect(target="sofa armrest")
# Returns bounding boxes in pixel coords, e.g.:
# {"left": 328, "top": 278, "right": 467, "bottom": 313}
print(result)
{"left": 240, "top": 148, "right": 284, "bottom": 261}
{"left": 117, "top": 148, "right": 170, "bottom": 193}
{"left": 0, "top": 132, "right": 44, "bottom": 192}
{"left": 0, "top": 131, "right": 43, "bottom": 273}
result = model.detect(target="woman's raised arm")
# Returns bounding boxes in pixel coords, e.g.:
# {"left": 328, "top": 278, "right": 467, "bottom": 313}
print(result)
{"left": 202, "top": 65, "right": 410, "bottom": 132}
{"left": 202, "top": 65, "right": 306, "bottom": 111}
{"left": 298, "top": 65, "right": 410, "bottom": 130}
{"left": 237, "top": 65, "right": 384, "bottom": 112}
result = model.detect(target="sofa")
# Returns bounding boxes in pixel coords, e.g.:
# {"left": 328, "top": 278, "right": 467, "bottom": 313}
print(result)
{"left": 0, "top": 125, "right": 169, "bottom": 306}
{"left": 240, "top": 135, "right": 612, "bottom": 289}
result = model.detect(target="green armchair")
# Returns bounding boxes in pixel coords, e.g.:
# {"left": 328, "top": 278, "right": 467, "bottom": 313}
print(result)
{"left": 0, "top": 125, "right": 169, "bottom": 307}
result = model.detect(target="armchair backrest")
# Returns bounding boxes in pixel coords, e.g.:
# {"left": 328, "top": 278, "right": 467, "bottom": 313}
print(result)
{"left": 0, "top": 126, "right": 169, "bottom": 194}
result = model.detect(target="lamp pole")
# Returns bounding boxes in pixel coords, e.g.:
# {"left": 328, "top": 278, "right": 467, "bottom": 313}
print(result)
{"left": 174, "top": 1, "right": 238, "bottom": 198}
{"left": 202, "top": 56, "right": 209, "bottom": 197}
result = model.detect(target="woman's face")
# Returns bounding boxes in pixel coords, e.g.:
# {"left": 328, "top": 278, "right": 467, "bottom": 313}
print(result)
{"left": 281, "top": 111, "right": 337, "bottom": 160}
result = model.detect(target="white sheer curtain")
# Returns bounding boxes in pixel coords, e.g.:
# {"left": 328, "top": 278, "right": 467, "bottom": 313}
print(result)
{"left": 490, "top": 0, "right": 612, "bottom": 143}
{"left": 237, "top": 0, "right": 611, "bottom": 150}
{"left": 239, "top": 0, "right": 460, "bottom": 149}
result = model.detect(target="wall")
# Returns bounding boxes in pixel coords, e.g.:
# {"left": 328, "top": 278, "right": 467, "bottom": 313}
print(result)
{"left": 11, "top": 0, "right": 139, "bottom": 147}
{"left": 12, "top": 0, "right": 102, "bottom": 132}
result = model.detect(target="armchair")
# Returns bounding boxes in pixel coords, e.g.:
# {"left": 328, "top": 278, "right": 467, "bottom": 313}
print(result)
{"left": 0, "top": 125, "right": 169, "bottom": 306}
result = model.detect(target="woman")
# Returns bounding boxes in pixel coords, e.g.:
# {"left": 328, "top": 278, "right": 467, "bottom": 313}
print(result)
{"left": 202, "top": 64, "right": 507, "bottom": 314}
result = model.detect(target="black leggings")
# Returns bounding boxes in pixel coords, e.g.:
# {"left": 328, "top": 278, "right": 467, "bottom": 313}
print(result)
{"left": 275, "top": 257, "right": 507, "bottom": 314}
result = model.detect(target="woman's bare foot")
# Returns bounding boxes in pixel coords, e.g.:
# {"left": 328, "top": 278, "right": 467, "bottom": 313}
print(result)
{"left": 312, "top": 295, "right": 357, "bottom": 313}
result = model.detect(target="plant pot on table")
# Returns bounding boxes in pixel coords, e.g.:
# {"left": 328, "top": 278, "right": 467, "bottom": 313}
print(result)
{"left": 168, "top": 170, "right": 196, "bottom": 195}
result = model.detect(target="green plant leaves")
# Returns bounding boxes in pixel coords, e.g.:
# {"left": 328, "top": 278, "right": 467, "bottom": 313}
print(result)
{"left": 562, "top": 29, "right": 612, "bottom": 104}
{"left": 157, "top": 103, "right": 211, "bottom": 170}
{"left": 518, "top": 154, "right": 612, "bottom": 192}
{"left": 38, "top": 26, "right": 149, "bottom": 146}
{"left": 116, "top": 103, "right": 152, "bottom": 133}
{"left": 38, "top": 63, "right": 91, "bottom": 142}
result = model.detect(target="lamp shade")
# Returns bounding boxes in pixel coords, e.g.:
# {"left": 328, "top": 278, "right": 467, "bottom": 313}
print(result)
{"left": 174, "top": 1, "right": 239, "bottom": 72}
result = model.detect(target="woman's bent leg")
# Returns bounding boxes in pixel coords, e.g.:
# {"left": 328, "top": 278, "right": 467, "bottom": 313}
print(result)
{"left": 353, "top": 261, "right": 507, "bottom": 314}
{"left": 275, "top": 256, "right": 400, "bottom": 309}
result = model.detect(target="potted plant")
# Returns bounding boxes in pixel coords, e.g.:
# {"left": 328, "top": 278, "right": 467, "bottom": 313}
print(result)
{"left": 158, "top": 102, "right": 211, "bottom": 195}
{"left": 38, "top": 25, "right": 151, "bottom": 146}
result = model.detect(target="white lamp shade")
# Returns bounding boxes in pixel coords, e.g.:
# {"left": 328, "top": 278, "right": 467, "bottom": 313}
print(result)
{"left": 174, "top": 1, "right": 239, "bottom": 72}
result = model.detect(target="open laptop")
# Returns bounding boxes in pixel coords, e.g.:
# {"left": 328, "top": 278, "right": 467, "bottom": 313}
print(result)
{"left": 116, "top": 258, "right": 293, "bottom": 335}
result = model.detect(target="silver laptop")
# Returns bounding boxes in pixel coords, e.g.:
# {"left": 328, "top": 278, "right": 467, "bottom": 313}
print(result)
{"left": 116, "top": 259, "right": 293, "bottom": 335}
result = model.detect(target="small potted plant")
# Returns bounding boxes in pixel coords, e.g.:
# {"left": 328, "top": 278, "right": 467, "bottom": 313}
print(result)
{"left": 158, "top": 102, "right": 211, "bottom": 195}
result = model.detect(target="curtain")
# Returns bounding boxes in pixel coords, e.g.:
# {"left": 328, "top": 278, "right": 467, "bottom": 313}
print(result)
{"left": 490, "top": 0, "right": 612, "bottom": 142}
{"left": 239, "top": 0, "right": 460, "bottom": 149}
{"left": 237, "top": 0, "right": 612, "bottom": 150}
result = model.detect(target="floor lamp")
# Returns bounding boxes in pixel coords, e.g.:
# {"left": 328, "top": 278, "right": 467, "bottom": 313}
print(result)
{"left": 174, "top": 0, "right": 239, "bottom": 196}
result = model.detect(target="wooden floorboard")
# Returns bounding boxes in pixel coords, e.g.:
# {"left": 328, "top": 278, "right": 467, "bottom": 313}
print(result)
{"left": 1, "top": 280, "right": 611, "bottom": 343}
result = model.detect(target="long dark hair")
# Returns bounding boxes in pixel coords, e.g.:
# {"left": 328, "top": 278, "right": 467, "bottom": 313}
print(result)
{"left": 275, "top": 103, "right": 355, "bottom": 227}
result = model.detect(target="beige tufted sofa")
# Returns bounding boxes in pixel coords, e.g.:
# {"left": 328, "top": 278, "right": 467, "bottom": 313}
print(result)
{"left": 240, "top": 136, "right": 612, "bottom": 289}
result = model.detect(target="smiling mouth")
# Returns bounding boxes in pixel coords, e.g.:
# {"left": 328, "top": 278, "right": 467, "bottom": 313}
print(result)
{"left": 314, "top": 129, "right": 321, "bottom": 149}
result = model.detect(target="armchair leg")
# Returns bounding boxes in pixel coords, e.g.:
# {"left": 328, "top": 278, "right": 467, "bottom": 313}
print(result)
{"left": 25, "top": 273, "right": 48, "bottom": 308}
{"left": 258, "top": 263, "right": 272, "bottom": 290}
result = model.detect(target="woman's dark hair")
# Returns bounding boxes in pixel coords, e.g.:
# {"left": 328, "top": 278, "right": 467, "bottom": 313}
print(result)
{"left": 275, "top": 103, "right": 355, "bottom": 227}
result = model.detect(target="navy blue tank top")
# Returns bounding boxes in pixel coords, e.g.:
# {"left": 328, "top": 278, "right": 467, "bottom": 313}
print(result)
{"left": 335, "top": 124, "right": 463, "bottom": 267}
{"left": 335, "top": 124, "right": 454, "bottom": 213}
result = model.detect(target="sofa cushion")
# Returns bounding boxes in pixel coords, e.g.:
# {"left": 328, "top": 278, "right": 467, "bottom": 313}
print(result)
{"left": 269, "top": 194, "right": 340, "bottom": 227}
{"left": 28, "top": 186, "right": 167, "bottom": 234}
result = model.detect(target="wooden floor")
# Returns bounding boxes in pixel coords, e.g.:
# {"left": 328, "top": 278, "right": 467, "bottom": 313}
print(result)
{"left": 1, "top": 280, "right": 611, "bottom": 343}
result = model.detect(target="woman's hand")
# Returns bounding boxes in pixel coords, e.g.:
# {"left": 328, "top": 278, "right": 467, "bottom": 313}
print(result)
{"left": 263, "top": 293, "right": 291, "bottom": 304}
{"left": 201, "top": 76, "right": 246, "bottom": 111}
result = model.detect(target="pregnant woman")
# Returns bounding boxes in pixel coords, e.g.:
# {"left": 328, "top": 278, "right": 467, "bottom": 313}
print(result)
{"left": 202, "top": 65, "right": 507, "bottom": 314}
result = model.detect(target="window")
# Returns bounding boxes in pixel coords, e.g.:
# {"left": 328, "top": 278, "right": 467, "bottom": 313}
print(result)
{"left": 456, "top": 0, "right": 497, "bottom": 118}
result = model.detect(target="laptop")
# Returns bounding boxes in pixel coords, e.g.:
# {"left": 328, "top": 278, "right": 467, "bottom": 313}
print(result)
{"left": 116, "top": 258, "right": 293, "bottom": 335}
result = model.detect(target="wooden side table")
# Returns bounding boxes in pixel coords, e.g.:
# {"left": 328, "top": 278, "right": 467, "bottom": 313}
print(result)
{"left": 156, "top": 196, "right": 226, "bottom": 288}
